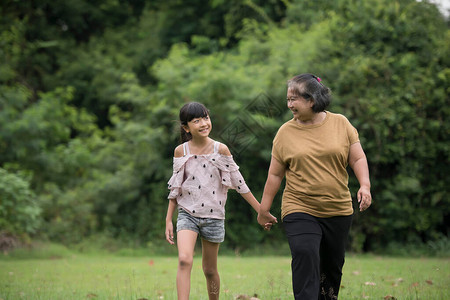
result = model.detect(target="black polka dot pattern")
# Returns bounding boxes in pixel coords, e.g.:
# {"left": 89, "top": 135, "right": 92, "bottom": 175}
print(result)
{"left": 168, "top": 146, "right": 250, "bottom": 219}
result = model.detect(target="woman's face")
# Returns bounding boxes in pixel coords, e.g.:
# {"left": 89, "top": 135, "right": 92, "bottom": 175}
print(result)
{"left": 286, "top": 86, "right": 314, "bottom": 121}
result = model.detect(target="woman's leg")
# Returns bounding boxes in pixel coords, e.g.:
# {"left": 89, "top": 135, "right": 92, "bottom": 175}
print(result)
{"left": 176, "top": 230, "right": 198, "bottom": 300}
{"left": 201, "top": 239, "right": 220, "bottom": 300}
{"left": 283, "top": 213, "right": 322, "bottom": 300}
{"left": 318, "top": 215, "right": 352, "bottom": 300}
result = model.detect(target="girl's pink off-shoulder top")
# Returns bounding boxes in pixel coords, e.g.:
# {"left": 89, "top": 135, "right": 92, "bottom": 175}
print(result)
{"left": 167, "top": 141, "right": 250, "bottom": 219}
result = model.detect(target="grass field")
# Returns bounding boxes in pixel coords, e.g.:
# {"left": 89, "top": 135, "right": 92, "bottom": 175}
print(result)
{"left": 1, "top": 251, "right": 449, "bottom": 299}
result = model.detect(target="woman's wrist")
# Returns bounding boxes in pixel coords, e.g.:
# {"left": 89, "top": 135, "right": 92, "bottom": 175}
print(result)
{"left": 360, "top": 183, "right": 371, "bottom": 189}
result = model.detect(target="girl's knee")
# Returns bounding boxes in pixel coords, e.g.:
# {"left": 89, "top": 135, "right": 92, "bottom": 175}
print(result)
{"left": 202, "top": 265, "right": 218, "bottom": 278}
{"left": 178, "top": 253, "right": 193, "bottom": 269}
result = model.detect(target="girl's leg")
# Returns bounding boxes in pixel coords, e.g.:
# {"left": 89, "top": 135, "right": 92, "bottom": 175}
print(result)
{"left": 201, "top": 239, "right": 220, "bottom": 300}
{"left": 177, "top": 230, "right": 198, "bottom": 300}
{"left": 318, "top": 215, "right": 352, "bottom": 300}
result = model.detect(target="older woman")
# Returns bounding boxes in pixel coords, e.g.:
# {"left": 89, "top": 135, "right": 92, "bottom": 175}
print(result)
{"left": 258, "top": 73, "right": 372, "bottom": 299}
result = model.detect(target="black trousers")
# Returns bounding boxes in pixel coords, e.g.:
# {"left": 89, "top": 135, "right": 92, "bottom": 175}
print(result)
{"left": 283, "top": 212, "right": 353, "bottom": 300}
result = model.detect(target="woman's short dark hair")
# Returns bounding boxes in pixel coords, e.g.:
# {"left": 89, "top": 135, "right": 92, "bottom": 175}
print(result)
{"left": 179, "top": 102, "right": 210, "bottom": 142}
{"left": 287, "top": 73, "right": 331, "bottom": 112}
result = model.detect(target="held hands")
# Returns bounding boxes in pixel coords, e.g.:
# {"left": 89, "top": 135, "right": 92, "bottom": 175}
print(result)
{"left": 257, "top": 211, "right": 278, "bottom": 231}
{"left": 165, "top": 221, "right": 175, "bottom": 245}
{"left": 358, "top": 185, "right": 372, "bottom": 212}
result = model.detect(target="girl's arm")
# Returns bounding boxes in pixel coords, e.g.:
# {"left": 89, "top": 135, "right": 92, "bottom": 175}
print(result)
{"left": 348, "top": 142, "right": 372, "bottom": 212}
{"left": 165, "top": 146, "right": 184, "bottom": 244}
{"left": 241, "top": 192, "right": 278, "bottom": 230}
{"left": 240, "top": 192, "right": 261, "bottom": 213}
{"left": 218, "top": 143, "right": 277, "bottom": 226}
{"left": 165, "top": 198, "right": 177, "bottom": 245}
{"left": 217, "top": 143, "right": 258, "bottom": 211}
{"left": 257, "top": 156, "right": 285, "bottom": 227}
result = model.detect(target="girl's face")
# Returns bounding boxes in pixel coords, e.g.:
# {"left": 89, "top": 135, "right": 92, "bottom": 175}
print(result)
{"left": 286, "top": 86, "right": 314, "bottom": 121}
{"left": 184, "top": 115, "right": 212, "bottom": 139}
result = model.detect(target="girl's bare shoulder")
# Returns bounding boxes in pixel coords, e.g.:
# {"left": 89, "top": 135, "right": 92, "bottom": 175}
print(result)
{"left": 218, "top": 142, "right": 232, "bottom": 156}
{"left": 174, "top": 144, "right": 184, "bottom": 158}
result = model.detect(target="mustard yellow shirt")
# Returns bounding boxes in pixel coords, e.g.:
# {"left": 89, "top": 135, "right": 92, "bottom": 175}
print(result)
{"left": 272, "top": 112, "right": 359, "bottom": 218}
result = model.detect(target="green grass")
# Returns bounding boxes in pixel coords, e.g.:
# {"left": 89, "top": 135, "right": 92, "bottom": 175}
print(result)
{"left": 0, "top": 252, "right": 449, "bottom": 299}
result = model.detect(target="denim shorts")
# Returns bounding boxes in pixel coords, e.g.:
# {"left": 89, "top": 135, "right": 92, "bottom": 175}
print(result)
{"left": 176, "top": 208, "right": 225, "bottom": 243}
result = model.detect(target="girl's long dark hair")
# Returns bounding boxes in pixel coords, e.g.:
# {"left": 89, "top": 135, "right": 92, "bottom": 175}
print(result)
{"left": 179, "top": 102, "right": 210, "bottom": 143}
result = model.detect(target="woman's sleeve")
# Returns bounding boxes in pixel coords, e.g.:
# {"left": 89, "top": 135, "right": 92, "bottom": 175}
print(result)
{"left": 344, "top": 116, "right": 360, "bottom": 145}
{"left": 272, "top": 128, "right": 285, "bottom": 165}
{"left": 167, "top": 156, "right": 189, "bottom": 199}
{"left": 210, "top": 155, "right": 250, "bottom": 194}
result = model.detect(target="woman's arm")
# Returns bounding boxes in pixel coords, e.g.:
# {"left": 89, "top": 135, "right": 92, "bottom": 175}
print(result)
{"left": 257, "top": 156, "right": 285, "bottom": 226}
{"left": 348, "top": 142, "right": 372, "bottom": 211}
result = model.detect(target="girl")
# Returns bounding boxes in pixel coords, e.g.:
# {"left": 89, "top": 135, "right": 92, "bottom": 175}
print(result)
{"left": 165, "top": 102, "right": 276, "bottom": 300}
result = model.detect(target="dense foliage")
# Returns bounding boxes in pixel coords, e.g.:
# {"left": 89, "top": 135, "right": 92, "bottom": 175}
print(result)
{"left": 1, "top": 0, "right": 448, "bottom": 253}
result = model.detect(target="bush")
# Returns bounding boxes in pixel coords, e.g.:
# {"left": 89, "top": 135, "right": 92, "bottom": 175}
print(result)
{"left": 0, "top": 168, "right": 41, "bottom": 237}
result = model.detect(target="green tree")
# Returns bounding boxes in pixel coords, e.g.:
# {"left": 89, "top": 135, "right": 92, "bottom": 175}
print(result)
{"left": 0, "top": 0, "right": 448, "bottom": 252}
{"left": 150, "top": 0, "right": 449, "bottom": 251}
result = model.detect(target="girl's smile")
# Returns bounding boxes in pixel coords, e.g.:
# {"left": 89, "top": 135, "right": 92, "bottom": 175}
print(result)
{"left": 185, "top": 116, "right": 212, "bottom": 138}
{"left": 198, "top": 127, "right": 210, "bottom": 133}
